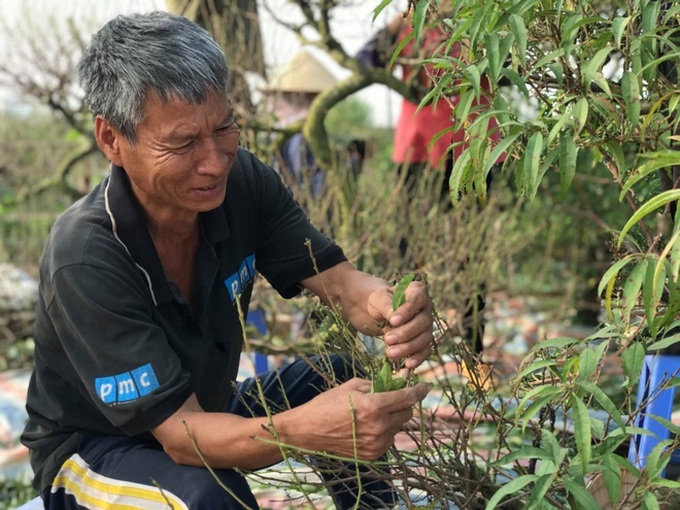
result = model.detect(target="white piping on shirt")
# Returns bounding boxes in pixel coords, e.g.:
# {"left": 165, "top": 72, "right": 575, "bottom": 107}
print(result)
{"left": 104, "top": 177, "right": 159, "bottom": 306}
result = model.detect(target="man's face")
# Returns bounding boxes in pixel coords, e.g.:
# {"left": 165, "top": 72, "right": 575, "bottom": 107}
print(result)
{"left": 115, "top": 91, "right": 239, "bottom": 222}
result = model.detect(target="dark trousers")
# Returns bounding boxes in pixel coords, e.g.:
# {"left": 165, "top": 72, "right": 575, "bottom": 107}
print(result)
{"left": 42, "top": 355, "right": 397, "bottom": 509}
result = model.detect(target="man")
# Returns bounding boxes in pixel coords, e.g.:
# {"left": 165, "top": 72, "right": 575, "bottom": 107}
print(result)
{"left": 21, "top": 11, "right": 433, "bottom": 510}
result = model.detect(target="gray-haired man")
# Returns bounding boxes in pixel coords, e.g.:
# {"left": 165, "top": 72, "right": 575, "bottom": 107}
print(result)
{"left": 21, "top": 11, "right": 433, "bottom": 509}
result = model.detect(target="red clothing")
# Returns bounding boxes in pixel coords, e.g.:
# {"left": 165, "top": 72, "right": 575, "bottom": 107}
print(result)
{"left": 393, "top": 98, "right": 453, "bottom": 168}
{"left": 392, "top": 26, "right": 502, "bottom": 169}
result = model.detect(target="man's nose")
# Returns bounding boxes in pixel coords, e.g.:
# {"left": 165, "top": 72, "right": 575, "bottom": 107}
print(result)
{"left": 196, "top": 136, "right": 229, "bottom": 175}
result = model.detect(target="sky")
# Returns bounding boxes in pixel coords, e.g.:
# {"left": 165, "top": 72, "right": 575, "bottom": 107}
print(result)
{"left": 0, "top": 0, "right": 405, "bottom": 126}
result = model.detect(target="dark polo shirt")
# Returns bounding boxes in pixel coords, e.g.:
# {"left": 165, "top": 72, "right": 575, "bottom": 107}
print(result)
{"left": 21, "top": 148, "right": 346, "bottom": 492}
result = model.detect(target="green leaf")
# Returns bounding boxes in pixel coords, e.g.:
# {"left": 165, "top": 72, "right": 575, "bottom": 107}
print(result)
{"left": 578, "top": 381, "right": 625, "bottom": 428}
{"left": 621, "top": 71, "right": 641, "bottom": 125}
{"left": 499, "top": 33, "right": 516, "bottom": 67}
{"left": 541, "top": 429, "right": 567, "bottom": 465}
{"left": 618, "top": 190, "right": 680, "bottom": 247}
{"left": 597, "top": 255, "right": 637, "bottom": 297}
{"left": 641, "top": 0, "right": 661, "bottom": 35}
{"left": 486, "top": 131, "right": 520, "bottom": 177}
{"left": 493, "top": 446, "right": 553, "bottom": 466}
{"left": 651, "top": 477, "right": 680, "bottom": 489}
{"left": 463, "top": 63, "right": 482, "bottom": 100}
{"left": 591, "top": 72, "right": 613, "bottom": 97}
{"left": 645, "top": 439, "right": 674, "bottom": 480}
{"left": 392, "top": 273, "right": 416, "bottom": 310}
{"left": 643, "top": 488, "right": 661, "bottom": 510}
{"left": 670, "top": 229, "right": 680, "bottom": 281}
{"left": 564, "top": 477, "right": 601, "bottom": 510}
{"left": 588, "top": 46, "right": 614, "bottom": 75}
{"left": 534, "top": 48, "right": 565, "bottom": 71}
{"left": 621, "top": 151, "right": 680, "bottom": 198}
{"left": 531, "top": 336, "right": 582, "bottom": 351}
{"left": 518, "top": 386, "right": 563, "bottom": 430}
{"left": 601, "top": 455, "right": 622, "bottom": 507}
{"left": 573, "top": 98, "right": 589, "bottom": 137}
{"left": 559, "top": 132, "right": 577, "bottom": 193}
{"left": 448, "top": 149, "right": 472, "bottom": 201}
{"left": 577, "top": 348, "right": 598, "bottom": 381}
{"left": 643, "top": 255, "right": 662, "bottom": 334}
{"left": 592, "top": 435, "right": 629, "bottom": 458}
{"left": 652, "top": 258, "right": 668, "bottom": 314}
{"left": 548, "top": 62, "right": 564, "bottom": 86}
{"left": 604, "top": 140, "right": 626, "bottom": 181}
{"left": 623, "top": 261, "right": 646, "bottom": 315}
{"left": 648, "top": 333, "right": 680, "bottom": 351}
{"left": 536, "top": 146, "right": 558, "bottom": 196}
{"left": 515, "top": 359, "right": 558, "bottom": 380}
{"left": 467, "top": 6, "right": 487, "bottom": 52}
{"left": 501, "top": 67, "right": 530, "bottom": 97}
{"left": 453, "top": 88, "right": 475, "bottom": 131}
{"left": 648, "top": 415, "right": 680, "bottom": 437}
{"left": 388, "top": 30, "right": 415, "bottom": 71}
{"left": 612, "top": 16, "right": 632, "bottom": 48}
{"left": 621, "top": 342, "right": 645, "bottom": 386}
{"left": 486, "top": 474, "right": 537, "bottom": 510}
{"left": 419, "top": 71, "right": 451, "bottom": 109}
{"left": 412, "top": 0, "right": 429, "bottom": 42}
{"left": 509, "top": 14, "right": 527, "bottom": 64}
{"left": 388, "top": 376, "right": 406, "bottom": 390}
{"left": 525, "top": 132, "right": 544, "bottom": 200}
{"left": 371, "top": 0, "right": 393, "bottom": 21}
{"left": 526, "top": 473, "right": 555, "bottom": 509}
{"left": 372, "top": 359, "right": 390, "bottom": 393}
{"left": 571, "top": 394, "right": 591, "bottom": 471}
{"left": 612, "top": 449, "right": 642, "bottom": 472}
{"left": 669, "top": 93, "right": 680, "bottom": 119}
{"left": 547, "top": 109, "right": 574, "bottom": 144}
{"left": 372, "top": 358, "right": 398, "bottom": 393}
{"left": 485, "top": 32, "right": 502, "bottom": 84}
{"left": 582, "top": 47, "right": 613, "bottom": 94}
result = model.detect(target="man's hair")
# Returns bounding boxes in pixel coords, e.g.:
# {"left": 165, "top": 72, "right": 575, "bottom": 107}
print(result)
{"left": 77, "top": 11, "right": 229, "bottom": 142}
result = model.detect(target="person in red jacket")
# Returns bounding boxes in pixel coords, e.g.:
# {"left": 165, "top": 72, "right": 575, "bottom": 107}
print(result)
{"left": 356, "top": 8, "right": 505, "bottom": 353}
{"left": 357, "top": 11, "right": 503, "bottom": 196}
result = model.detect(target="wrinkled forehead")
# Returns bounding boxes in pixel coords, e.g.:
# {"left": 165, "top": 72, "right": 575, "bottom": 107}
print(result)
{"left": 133, "top": 89, "right": 233, "bottom": 137}
{"left": 139, "top": 88, "right": 232, "bottom": 118}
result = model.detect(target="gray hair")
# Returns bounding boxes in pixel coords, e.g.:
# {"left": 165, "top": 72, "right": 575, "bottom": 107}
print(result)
{"left": 77, "top": 11, "right": 229, "bottom": 142}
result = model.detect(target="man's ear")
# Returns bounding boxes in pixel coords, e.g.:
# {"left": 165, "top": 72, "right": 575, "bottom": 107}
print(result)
{"left": 94, "top": 116, "right": 125, "bottom": 167}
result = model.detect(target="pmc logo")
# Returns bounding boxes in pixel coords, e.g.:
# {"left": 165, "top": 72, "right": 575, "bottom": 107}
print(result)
{"left": 95, "top": 363, "right": 160, "bottom": 404}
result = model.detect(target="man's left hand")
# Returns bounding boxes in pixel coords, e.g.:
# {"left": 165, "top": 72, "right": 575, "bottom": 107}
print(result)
{"left": 368, "top": 279, "right": 434, "bottom": 369}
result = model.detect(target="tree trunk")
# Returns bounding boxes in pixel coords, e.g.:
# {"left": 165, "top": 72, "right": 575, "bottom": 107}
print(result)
{"left": 166, "top": 0, "right": 265, "bottom": 114}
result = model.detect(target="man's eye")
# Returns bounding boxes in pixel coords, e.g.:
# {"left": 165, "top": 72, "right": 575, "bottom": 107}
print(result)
{"left": 217, "top": 121, "right": 238, "bottom": 134}
{"left": 173, "top": 140, "right": 194, "bottom": 152}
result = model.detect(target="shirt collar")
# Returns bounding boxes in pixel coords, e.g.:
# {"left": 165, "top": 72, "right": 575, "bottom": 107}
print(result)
{"left": 104, "top": 164, "right": 230, "bottom": 306}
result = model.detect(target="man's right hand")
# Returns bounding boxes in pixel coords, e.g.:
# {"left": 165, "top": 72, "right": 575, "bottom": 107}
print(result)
{"left": 280, "top": 377, "right": 430, "bottom": 460}
{"left": 152, "top": 377, "right": 430, "bottom": 471}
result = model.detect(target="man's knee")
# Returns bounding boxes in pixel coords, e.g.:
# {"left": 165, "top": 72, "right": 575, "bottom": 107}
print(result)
{"left": 170, "top": 467, "right": 258, "bottom": 509}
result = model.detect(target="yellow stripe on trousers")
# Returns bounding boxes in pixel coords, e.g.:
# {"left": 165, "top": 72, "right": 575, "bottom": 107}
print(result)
{"left": 51, "top": 454, "right": 189, "bottom": 509}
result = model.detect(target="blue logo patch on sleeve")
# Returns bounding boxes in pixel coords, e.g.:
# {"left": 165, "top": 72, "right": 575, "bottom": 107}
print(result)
{"left": 224, "top": 253, "right": 256, "bottom": 302}
{"left": 132, "top": 363, "right": 159, "bottom": 396}
{"left": 95, "top": 363, "right": 160, "bottom": 405}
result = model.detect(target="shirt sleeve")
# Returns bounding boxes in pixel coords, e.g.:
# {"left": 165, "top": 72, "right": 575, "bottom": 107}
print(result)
{"left": 230, "top": 150, "right": 347, "bottom": 298}
{"left": 42, "top": 255, "right": 193, "bottom": 435}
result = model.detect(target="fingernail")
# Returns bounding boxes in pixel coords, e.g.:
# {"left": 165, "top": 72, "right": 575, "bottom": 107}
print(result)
{"left": 390, "top": 314, "right": 403, "bottom": 326}
{"left": 384, "top": 334, "right": 396, "bottom": 345}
